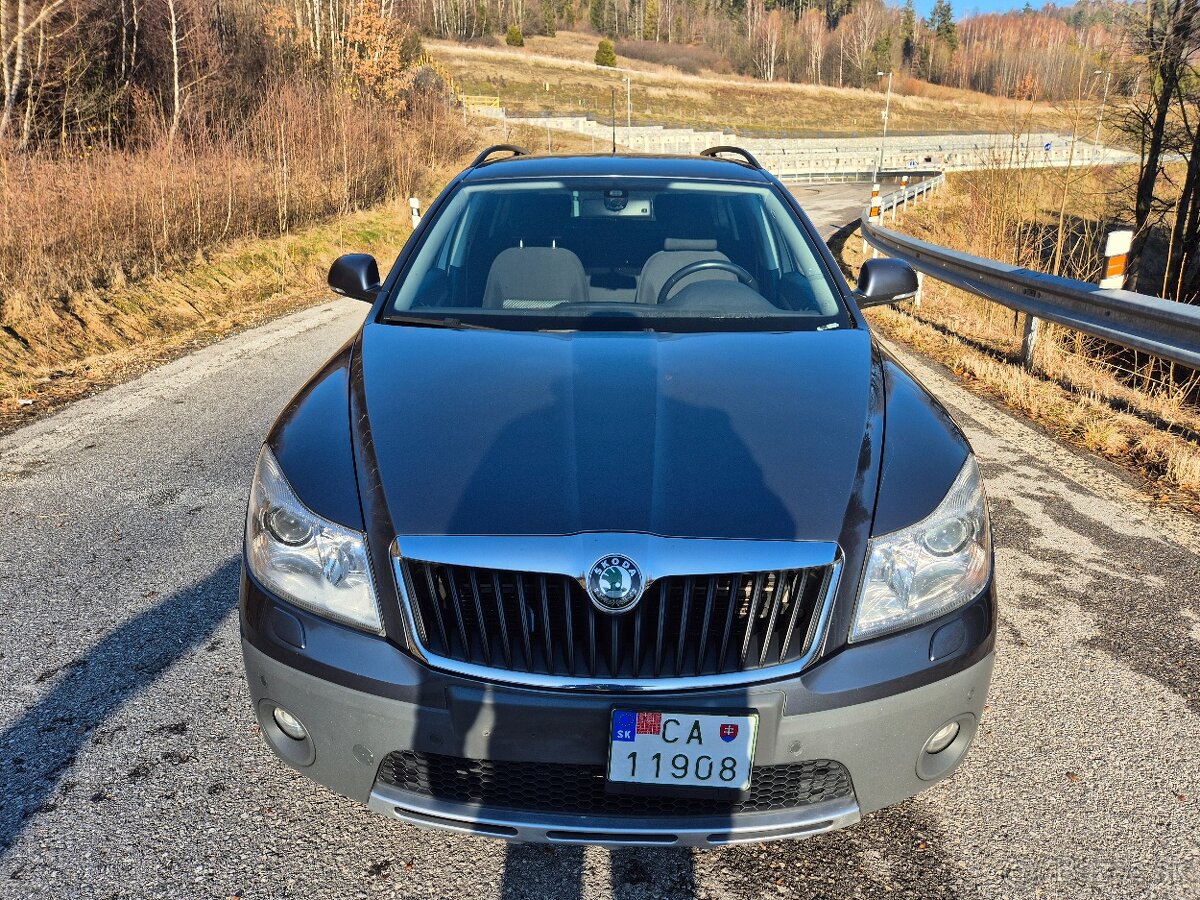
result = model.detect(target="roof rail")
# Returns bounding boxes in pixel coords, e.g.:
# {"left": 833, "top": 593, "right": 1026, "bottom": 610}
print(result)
{"left": 699, "top": 146, "right": 763, "bottom": 169}
{"left": 469, "top": 144, "right": 531, "bottom": 168}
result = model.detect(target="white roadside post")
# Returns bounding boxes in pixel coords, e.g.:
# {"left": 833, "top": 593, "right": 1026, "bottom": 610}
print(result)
{"left": 1021, "top": 313, "right": 1040, "bottom": 369}
{"left": 1020, "top": 192, "right": 1040, "bottom": 369}
{"left": 865, "top": 183, "right": 882, "bottom": 258}
{"left": 409, "top": 198, "right": 422, "bottom": 229}
{"left": 1100, "top": 229, "right": 1133, "bottom": 290}
{"left": 901, "top": 174, "right": 909, "bottom": 214}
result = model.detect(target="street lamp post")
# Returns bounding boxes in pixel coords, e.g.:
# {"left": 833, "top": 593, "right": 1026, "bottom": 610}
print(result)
{"left": 1093, "top": 69, "right": 1112, "bottom": 147}
{"left": 874, "top": 71, "right": 893, "bottom": 181}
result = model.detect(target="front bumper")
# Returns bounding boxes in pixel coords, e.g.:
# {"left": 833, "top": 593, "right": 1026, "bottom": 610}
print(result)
{"left": 242, "top": 626, "right": 994, "bottom": 846}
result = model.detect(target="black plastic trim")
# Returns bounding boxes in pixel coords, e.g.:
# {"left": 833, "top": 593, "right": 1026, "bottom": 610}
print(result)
{"left": 240, "top": 563, "right": 996, "bottom": 715}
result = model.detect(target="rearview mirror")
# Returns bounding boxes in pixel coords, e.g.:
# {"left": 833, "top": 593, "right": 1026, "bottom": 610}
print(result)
{"left": 854, "top": 258, "right": 919, "bottom": 308}
{"left": 328, "top": 254, "right": 381, "bottom": 303}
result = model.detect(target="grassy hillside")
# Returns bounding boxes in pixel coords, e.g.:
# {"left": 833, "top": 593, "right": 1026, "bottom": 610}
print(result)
{"left": 432, "top": 32, "right": 1064, "bottom": 137}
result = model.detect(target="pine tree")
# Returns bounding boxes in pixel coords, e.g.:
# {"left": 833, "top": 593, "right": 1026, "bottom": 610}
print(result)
{"left": 643, "top": 0, "right": 660, "bottom": 40}
{"left": 589, "top": 0, "right": 606, "bottom": 34}
{"left": 872, "top": 31, "right": 893, "bottom": 75}
{"left": 824, "top": 0, "right": 855, "bottom": 29}
{"left": 901, "top": 0, "right": 916, "bottom": 64}
{"left": 929, "top": 0, "right": 957, "bottom": 51}
{"left": 595, "top": 38, "right": 617, "bottom": 67}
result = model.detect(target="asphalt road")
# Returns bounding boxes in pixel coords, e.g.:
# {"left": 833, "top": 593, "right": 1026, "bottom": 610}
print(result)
{"left": 783, "top": 182, "right": 872, "bottom": 239}
{"left": 1, "top": 183, "right": 1198, "bottom": 899}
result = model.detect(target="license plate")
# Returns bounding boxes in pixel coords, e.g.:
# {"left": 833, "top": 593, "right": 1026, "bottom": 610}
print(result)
{"left": 607, "top": 710, "right": 759, "bottom": 791}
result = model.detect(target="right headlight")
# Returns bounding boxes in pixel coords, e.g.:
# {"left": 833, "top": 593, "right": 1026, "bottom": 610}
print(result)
{"left": 851, "top": 455, "right": 991, "bottom": 642}
{"left": 245, "top": 445, "right": 382, "bottom": 633}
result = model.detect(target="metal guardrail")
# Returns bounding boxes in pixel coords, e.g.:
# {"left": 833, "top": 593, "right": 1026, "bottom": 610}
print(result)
{"left": 861, "top": 177, "right": 1200, "bottom": 371}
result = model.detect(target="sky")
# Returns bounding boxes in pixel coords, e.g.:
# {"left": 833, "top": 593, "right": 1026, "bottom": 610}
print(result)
{"left": 912, "top": 0, "right": 1042, "bottom": 18}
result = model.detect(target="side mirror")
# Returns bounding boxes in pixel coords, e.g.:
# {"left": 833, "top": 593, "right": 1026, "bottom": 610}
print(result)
{"left": 854, "top": 258, "right": 919, "bottom": 307}
{"left": 328, "top": 254, "right": 381, "bottom": 303}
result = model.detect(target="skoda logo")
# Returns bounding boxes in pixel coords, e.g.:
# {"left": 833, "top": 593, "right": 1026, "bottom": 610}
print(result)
{"left": 587, "top": 554, "right": 644, "bottom": 613}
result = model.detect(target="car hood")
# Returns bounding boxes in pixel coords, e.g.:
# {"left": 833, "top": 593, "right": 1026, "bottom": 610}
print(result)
{"left": 355, "top": 323, "right": 879, "bottom": 541}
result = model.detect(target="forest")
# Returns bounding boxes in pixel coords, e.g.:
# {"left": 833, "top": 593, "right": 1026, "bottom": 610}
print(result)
{"left": 407, "top": 0, "right": 1124, "bottom": 98}
{"left": 1, "top": 0, "right": 1199, "bottom": 316}
{"left": 0, "top": 0, "right": 1134, "bottom": 156}
{"left": 0, "top": 0, "right": 471, "bottom": 404}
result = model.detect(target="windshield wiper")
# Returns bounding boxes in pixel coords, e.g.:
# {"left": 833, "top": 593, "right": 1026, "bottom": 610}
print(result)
{"left": 382, "top": 314, "right": 504, "bottom": 331}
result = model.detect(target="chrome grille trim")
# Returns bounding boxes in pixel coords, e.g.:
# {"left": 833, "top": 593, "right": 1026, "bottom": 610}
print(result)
{"left": 390, "top": 534, "right": 842, "bottom": 692}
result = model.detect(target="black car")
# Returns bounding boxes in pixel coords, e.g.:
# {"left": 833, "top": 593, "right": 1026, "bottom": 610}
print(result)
{"left": 240, "top": 146, "right": 996, "bottom": 847}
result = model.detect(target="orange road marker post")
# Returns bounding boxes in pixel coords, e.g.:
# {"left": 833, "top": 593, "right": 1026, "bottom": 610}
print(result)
{"left": 1100, "top": 229, "right": 1133, "bottom": 290}
{"left": 865, "top": 183, "right": 882, "bottom": 257}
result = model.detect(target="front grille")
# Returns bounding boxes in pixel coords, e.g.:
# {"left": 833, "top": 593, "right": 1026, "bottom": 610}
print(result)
{"left": 378, "top": 751, "right": 853, "bottom": 817}
{"left": 399, "top": 562, "right": 832, "bottom": 680}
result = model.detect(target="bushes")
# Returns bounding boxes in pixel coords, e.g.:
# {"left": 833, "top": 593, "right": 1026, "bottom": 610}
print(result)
{"left": 595, "top": 38, "right": 617, "bottom": 67}
{"left": 0, "top": 84, "right": 470, "bottom": 384}
{"left": 506, "top": 25, "right": 525, "bottom": 46}
{"left": 614, "top": 40, "right": 726, "bottom": 75}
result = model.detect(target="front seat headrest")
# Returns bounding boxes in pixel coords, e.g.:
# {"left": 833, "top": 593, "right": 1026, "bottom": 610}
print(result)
{"left": 482, "top": 246, "right": 589, "bottom": 309}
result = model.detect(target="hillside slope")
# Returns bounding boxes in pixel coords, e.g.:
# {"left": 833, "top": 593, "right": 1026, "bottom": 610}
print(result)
{"left": 432, "top": 33, "right": 1063, "bottom": 137}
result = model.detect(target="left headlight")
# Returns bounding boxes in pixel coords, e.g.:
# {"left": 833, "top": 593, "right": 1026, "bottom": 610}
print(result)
{"left": 851, "top": 455, "right": 991, "bottom": 642}
{"left": 245, "top": 445, "right": 382, "bottom": 633}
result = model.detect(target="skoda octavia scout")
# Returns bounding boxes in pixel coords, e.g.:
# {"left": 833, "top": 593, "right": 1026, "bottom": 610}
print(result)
{"left": 240, "top": 146, "right": 996, "bottom": 847}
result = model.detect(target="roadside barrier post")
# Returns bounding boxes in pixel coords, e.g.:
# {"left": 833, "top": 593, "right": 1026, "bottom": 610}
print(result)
{"left": 1021, "top": 314, "right": 1040, "bottom": 369}
{"left": 409, "top": 198, "right": 422, "bottom": 229}
{"left": 901, "top": 175, "right": 909, "bottom": 214}
{"left": 1100, "top": 229, "right": 1133, "bottom": 290}
{"left": 914, "top": 270, "right": 924, "bottom": 308}
{"left": 866, "top": 183, "right": 882, "bottom": 257}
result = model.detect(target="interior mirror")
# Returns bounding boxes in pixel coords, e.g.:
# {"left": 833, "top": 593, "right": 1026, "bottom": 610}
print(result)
{"left": 328, "top": 254, "right": 381, "bottom": 303}
{"left": 854, "top": 258, "right": 919, "bottom": 308}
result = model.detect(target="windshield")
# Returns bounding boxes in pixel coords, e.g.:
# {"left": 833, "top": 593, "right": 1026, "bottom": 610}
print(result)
{"left": 386, "top": 177, "right": 851, "bottom": 332}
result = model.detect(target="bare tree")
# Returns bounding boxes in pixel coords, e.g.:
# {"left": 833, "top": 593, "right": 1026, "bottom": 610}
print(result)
{"left": 799, "top": 8, "right": 826, "bottom": 84}
{"left": 840, "top": 1, "right": 881, "bottom": 87}
{"left": 0, "top": 0, "right": 66, "bottom": 139}
{"left": 1123, "top": 0, "right": 1200, "bottom": 281}
{"left": 748, "top": 0, "right": 780, "bottom": 82}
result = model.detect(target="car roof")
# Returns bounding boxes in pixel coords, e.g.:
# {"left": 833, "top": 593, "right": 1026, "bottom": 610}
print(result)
{"left": 461, "top": 153, "right": 773, "bottom": 184}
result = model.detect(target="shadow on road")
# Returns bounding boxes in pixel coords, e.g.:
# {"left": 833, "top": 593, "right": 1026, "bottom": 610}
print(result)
{"left": 0, "top": 558, "right": 240, "bottom": 855}
{"left": 708, "top": 802, "right": 960, "bottom": 899}
{"left": 499, "top": 844, "right": 696, "bottom": 899}
{"left": 494, "top": 802, "right": 957, "bottom": 899}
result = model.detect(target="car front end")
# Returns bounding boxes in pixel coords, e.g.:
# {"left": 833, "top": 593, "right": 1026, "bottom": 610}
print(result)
{"left": 239, "top": 150, "right": 996, "bottom": 847}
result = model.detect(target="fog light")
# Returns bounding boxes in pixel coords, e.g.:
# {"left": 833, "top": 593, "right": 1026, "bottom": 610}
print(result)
{"left": 272, "top": 706, "right": 308, "bottom": 741}
{"left": 924, "top": 721, "right": 960, "bottom": 754}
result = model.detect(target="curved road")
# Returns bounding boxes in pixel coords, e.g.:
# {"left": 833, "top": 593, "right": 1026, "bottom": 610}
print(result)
{"left": 1, "top": 184, "right": 1197, "bottom": 899}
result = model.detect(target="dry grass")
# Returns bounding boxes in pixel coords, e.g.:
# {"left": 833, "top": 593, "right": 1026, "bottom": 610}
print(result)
{"left": 0, "top": 82, "right": 470, "bottom": 407}
{"left": 0, "top": 112, "right": 593, "bottom": 432}
{"left": 0, "top": 83, "right": 410, "bottom": 307}
{"left": 0, "top": 201, "right": 414, "bottom": 431}
{"left": 835, "top": 188, "right": 1200, "bottom": 509}
{"left": 429, "top": 33, "right": 1063, "bottom": 136}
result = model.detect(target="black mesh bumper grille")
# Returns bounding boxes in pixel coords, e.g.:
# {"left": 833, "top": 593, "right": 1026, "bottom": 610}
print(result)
{"left": 399, "top": 562, "right": 833, "bottom": 681}
{"left": 377, "top": 751, "right": 853, "bottom": 818}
